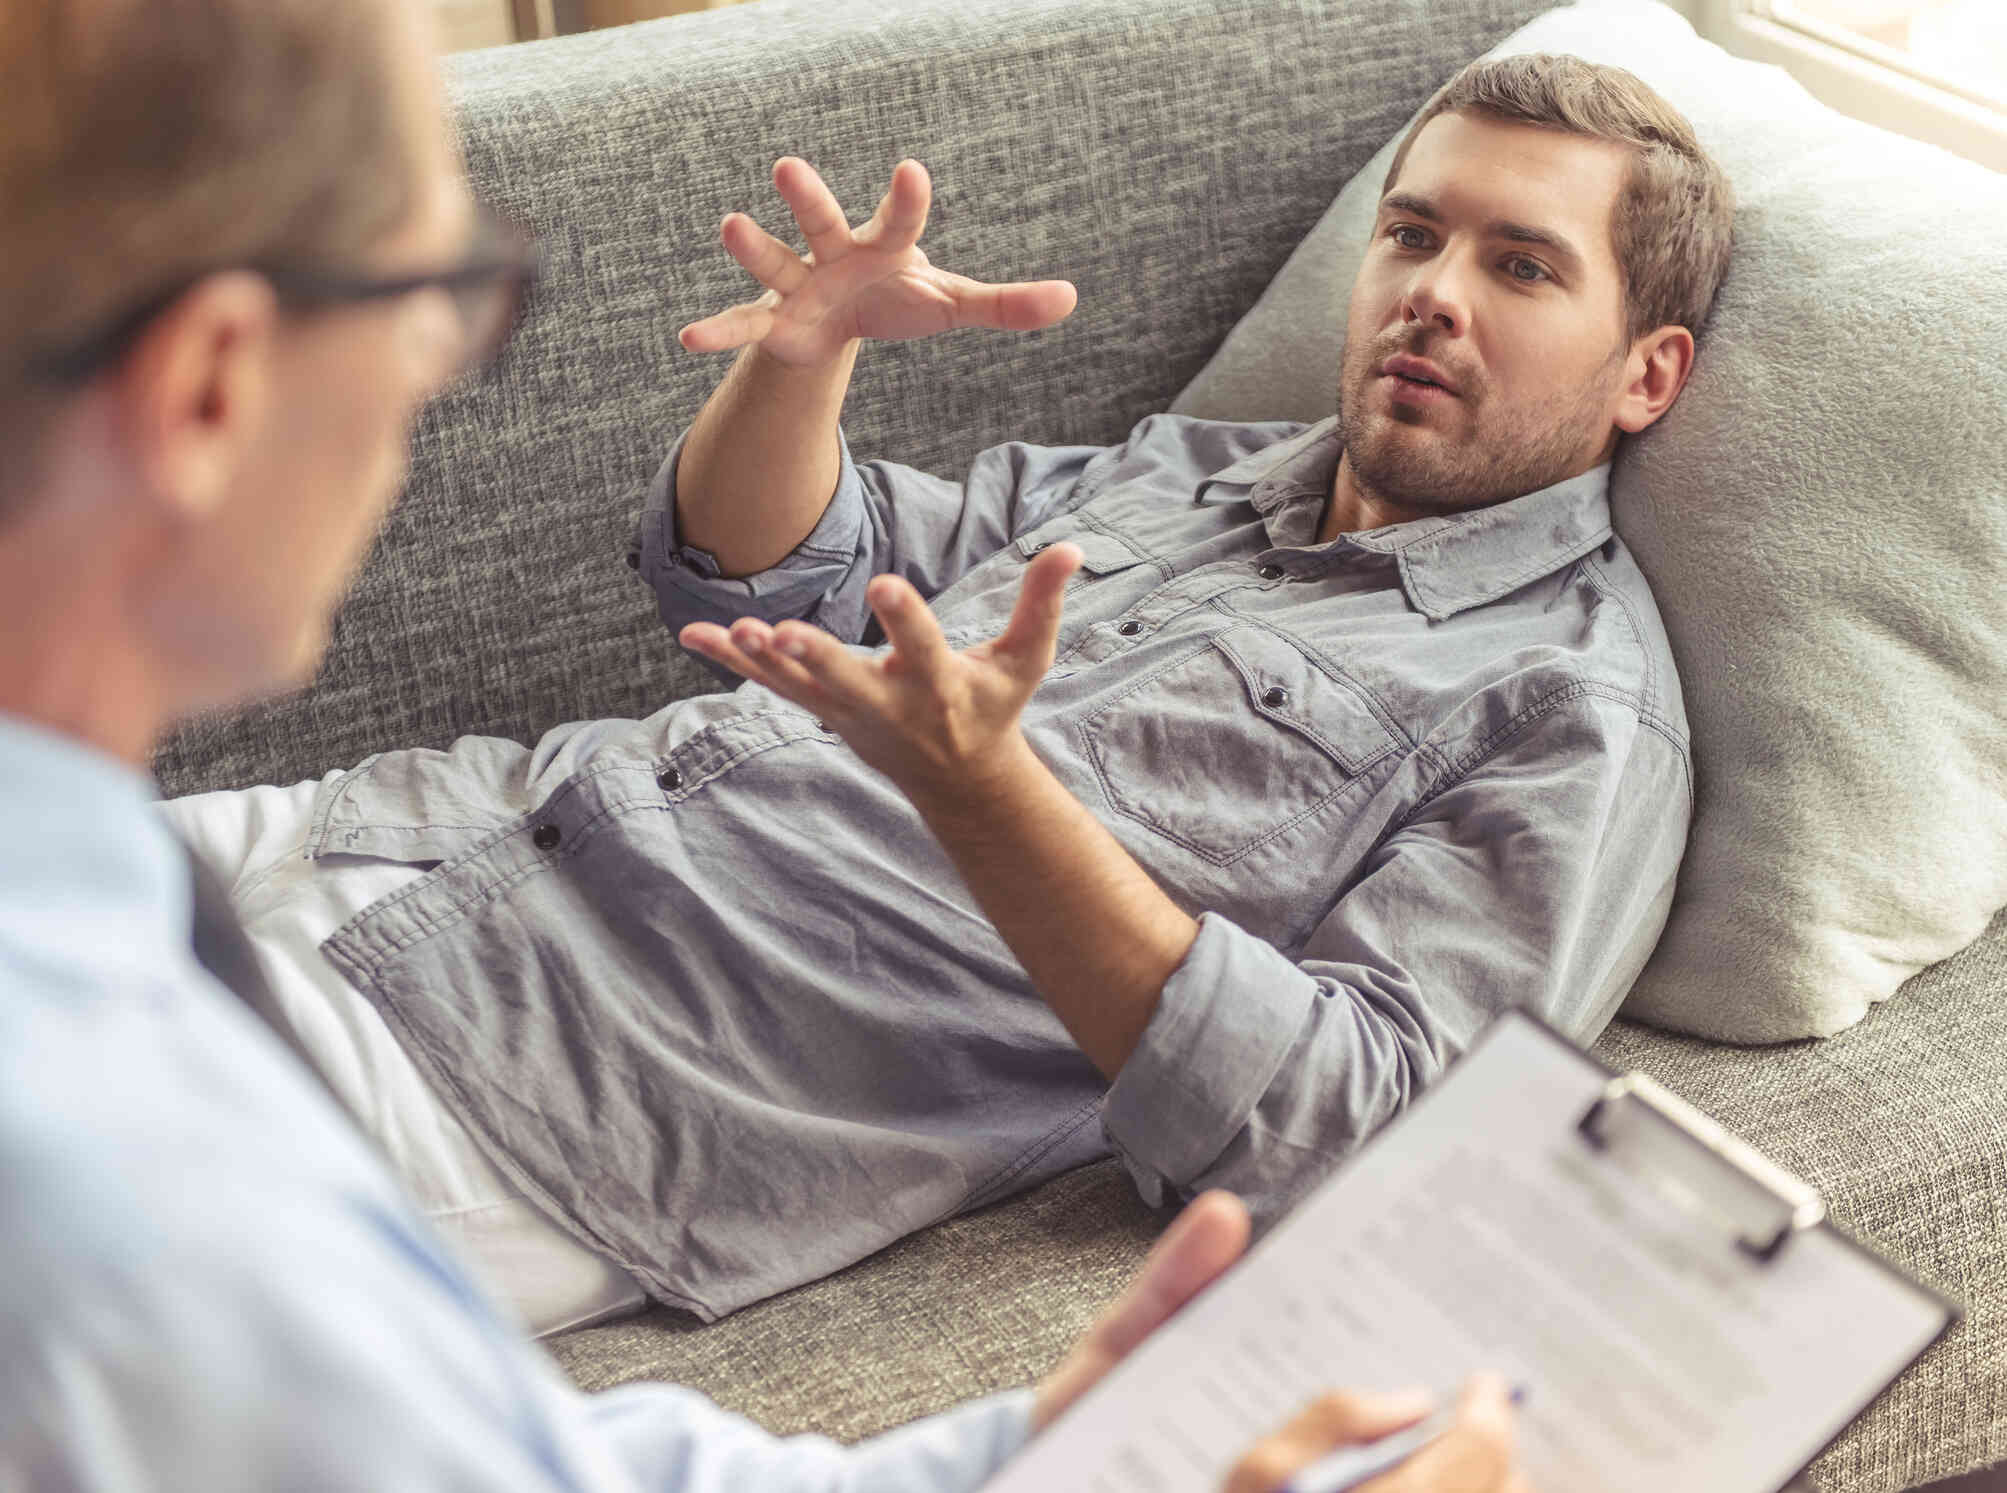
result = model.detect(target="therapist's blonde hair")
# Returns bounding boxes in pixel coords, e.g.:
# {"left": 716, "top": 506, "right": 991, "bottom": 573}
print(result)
{"left": 0, "top": 0, "right": 417, "bottom": 518}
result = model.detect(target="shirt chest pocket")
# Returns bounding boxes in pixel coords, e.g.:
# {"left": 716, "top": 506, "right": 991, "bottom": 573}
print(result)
{"left": 1016, "top": 521, "right": 1150, "bottom": 588}
{"left": 1075, "top": 625, "right": 1400, "bottom": 865}
{"left": 934, "top": 517, "right": 1153, "bottom": 648}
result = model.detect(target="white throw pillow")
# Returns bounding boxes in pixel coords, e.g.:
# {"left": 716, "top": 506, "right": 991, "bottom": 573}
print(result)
{"left": 1172, "top": 0, "right": 2007, "bottom": 1042}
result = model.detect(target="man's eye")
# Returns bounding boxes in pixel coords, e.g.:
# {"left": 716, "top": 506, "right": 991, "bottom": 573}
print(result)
{"left": 1506, "top": 256, "right": 1548, "bottom": 282}
{"left": 1389, "top": 225, "right": 1429, "bottom": 250}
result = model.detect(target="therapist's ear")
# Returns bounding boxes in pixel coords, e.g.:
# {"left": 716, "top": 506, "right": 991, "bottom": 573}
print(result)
{"left": 113, "top": 270, "right": 280, "bottom": 524}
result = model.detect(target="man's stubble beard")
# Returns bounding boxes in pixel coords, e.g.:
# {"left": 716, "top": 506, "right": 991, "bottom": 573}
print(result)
{"left": 1333, "top": 333, "right": 1625, "bottom": 515}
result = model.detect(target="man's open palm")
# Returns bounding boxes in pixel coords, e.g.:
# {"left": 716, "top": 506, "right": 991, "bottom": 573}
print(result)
{"left": 677, "top": 157, "right": 1078, "bottom": 368}
{"left": 678, "top": 543, "right": 1085, "bottom": 803}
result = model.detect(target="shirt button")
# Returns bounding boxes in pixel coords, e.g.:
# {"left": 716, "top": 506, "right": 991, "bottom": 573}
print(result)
{"left": 1028, "top": 540, "right": 1052, "bottom": 554}
{"left": 1117, "top": 619, "right": 1144, "bottom": 636}
{"left": 625, "top": 550, "right": 641, "bottom": 570}
{"left": 657, "top": 767, "right": 683, "bottom": 791}
{"left": 1257, "top": 564, "right": 1285, "bottom": 580}
{"left": 1261, "top": 686, "right": 1290, "bottom": 708}
{"left": 532, "top": 823, "right": 561, "bottom": 851}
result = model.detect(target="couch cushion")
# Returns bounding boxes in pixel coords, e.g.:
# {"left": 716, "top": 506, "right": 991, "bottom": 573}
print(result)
{"left": 1169, "top": 0, "right": 2007, "bottom": 1043}
{"left": 546, "top": 1158, "right": 1166, "bottom": 1441}
{"left": 549, "top": 910, "right": 2007, "bottom": 1493}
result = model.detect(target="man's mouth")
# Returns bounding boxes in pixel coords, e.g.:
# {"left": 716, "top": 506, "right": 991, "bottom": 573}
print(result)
{"left": 1380, "top": 370, "right": 1458, "bottom": 405}
{"left": 1379, "top": 353, "right": 1460, "bottom": 397}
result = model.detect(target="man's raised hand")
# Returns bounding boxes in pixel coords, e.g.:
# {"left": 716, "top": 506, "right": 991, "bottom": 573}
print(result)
{"left": 677, "top": 157, "right": 1078, "bottom": 369}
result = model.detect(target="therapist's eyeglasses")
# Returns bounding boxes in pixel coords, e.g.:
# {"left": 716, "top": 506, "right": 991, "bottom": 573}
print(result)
{"left": 23, "top": 205, "right": 542, "bottom": 388}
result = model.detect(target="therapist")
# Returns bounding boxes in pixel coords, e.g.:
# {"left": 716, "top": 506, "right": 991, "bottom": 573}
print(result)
{"left": 0, "top": 0, "right": 1527, "bottom": 1487}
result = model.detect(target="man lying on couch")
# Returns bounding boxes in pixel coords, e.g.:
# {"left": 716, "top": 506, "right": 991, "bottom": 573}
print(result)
{"left": 167, "top": 54, "right": 1732, "bottom": 1336}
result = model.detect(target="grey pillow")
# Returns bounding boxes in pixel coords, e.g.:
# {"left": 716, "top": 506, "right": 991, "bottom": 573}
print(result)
{"left": 1172, "top": 0, "right": 2007, "bottom": 1043}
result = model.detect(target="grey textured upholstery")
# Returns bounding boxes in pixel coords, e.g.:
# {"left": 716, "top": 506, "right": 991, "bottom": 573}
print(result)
{"left": 149, "top": 0, "right": 2004, "bottom": 1488}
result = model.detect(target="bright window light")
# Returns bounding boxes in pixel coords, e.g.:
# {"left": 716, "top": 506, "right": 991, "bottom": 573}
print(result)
{"left": 1765, "top": 0, "right": 2007, "bottom": 111}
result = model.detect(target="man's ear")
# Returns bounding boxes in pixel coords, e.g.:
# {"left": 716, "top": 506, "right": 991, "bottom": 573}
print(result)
{"left": 113, "top": 270, "right": 280, "bottom": 524}
{"left": 1613, "top": 323, "right": 1695, "bottom": 435}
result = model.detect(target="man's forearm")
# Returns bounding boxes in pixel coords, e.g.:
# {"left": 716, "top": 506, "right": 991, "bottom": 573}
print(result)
{"left": 905, "top": 734, "right": 1200, "bottom": 1079}
{"left": 675, "top": 340, "right": 861, "bottom": 577}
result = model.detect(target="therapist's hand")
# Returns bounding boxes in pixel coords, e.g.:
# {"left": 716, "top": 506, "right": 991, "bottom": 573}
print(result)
{"left": 1222, "top": 1376, "right": 1533, "bottom": 1493}
{"left": 1031, "top": 1191, "right": 1252, "bottom": 1432}
{"left": 677, "top": 156, "right": 1078, "bottom": 370}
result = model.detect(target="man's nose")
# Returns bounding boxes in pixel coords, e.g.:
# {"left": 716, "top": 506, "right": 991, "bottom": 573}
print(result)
{"left": 1399, "top": 253, "right": 1472, "bottom": 337}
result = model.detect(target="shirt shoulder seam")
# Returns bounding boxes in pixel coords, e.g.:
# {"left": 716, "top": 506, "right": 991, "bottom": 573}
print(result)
{"left": 1575, "top": 552, "right": 1661, "bottom": 711}
{"left": 1416, "top": 677, "right": 1669, "bottom": 810}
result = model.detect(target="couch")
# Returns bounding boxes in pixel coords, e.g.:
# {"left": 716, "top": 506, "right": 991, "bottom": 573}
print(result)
{"left": 154, "top": 0, "right": 2007, "bottom": 1487}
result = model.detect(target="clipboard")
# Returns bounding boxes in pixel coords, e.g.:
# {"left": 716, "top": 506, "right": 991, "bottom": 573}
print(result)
{"left": 986, "top": 1009, "right": 1960, "bottom": 1493}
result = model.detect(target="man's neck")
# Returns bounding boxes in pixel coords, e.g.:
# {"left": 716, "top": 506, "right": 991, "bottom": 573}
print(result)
{"left": 0, "top": 548, "right": 169, "bottom": 770}
{"left": 1316, "top": 450, "right": 1436, "bottom": 543}
{"left": 1316, "top": 436, "right": 1619, "bottom": 545}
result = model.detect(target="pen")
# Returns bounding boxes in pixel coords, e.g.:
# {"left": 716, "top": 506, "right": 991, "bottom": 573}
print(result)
{"left": 1280, "top": 1384, "right": 1529, "bottom": 1493}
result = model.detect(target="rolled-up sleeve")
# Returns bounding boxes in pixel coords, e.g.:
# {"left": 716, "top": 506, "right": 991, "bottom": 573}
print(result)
{"left": 1100, "top": 692, "right": 1692, "bottom": 1224}
{"left": 628, "top": 424, "right": 1116, "bottom": 652}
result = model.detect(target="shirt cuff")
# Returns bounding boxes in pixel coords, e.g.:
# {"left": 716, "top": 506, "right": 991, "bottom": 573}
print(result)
{"left": 1101, "top": 912, "right": 1316, "bottom": 1203}
{"left": 846, "top": 1387, "right": 1037, "bottom": 1493}
{"left": 629, "top": 424, "right": 872, "bottom": 633}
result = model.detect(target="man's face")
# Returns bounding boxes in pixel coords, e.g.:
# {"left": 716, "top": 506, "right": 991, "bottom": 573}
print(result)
{"left": 1335, "top": 112, "right": 1637, "bottom": 513}
{"left": 164, "top": 3, "right": 476, "bottom": 700}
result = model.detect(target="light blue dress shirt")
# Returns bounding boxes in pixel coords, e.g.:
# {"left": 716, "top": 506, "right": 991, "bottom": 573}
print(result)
{"left": 0, "top": 712, "right": 1031, "bottom": 1491}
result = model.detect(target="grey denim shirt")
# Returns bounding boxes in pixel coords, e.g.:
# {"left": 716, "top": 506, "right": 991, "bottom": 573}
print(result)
{"left": 314, "top": 413, "right": 1692, "bottom": 1320}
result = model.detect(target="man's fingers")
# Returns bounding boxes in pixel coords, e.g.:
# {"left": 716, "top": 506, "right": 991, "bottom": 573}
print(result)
{"left": 1362, "top": 1375, "right": 1518, "bottom": 1493}
{"left": 678, "top": 299, "right": 777, "bottom": 354}
{"left": 719, "top": 211, "right": 812, "bottom": 296}
{"left": 1088, "top": 1191, "right": 1249, "bottom": 1361}
{"left": 1223, "top": 1377, "right": 1520, "bottom": 1493}
{"left": 677, "top": 620, "right": 831, "bottom": 708}
{"left": 771, "top": 156, "right": 856, "bottom": 266}
{"left": 857, "top": 158, "right": 932, "bottom": 251}
{"left": 682, "top": 619, "right": 902, "bottom": 728}
{"left": 679, "top": 619, "right": 802, "bottom": 693}
{"left": 1222, "top": 1389, "right": 1438, "bottom": 1493}
{"left": 866, "top": 575, "right": 953, "bottom": 680}
{"left": 993, "top": 542, "right": 1082, "bottom": 664}
{"left": 946, "top": 273, "right": 1079, "bottom": 333}
{"left": 768, "top": 620, "right": 891, "bottom": 710}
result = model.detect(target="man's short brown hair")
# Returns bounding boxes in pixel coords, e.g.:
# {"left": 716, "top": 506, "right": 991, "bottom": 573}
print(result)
{"left": 1384, "top": 53, "right": 1736, "bottom": 343}
{"left": 0, "top": 0, "right": 418, "bottom": 516}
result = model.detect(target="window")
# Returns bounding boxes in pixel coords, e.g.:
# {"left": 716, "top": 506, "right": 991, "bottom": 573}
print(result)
{"left": 1691, "top": 0, "right": 2007, "bottom": 170}
{"left": 1767, "top": 0, "right": 2006, "bottom": 112}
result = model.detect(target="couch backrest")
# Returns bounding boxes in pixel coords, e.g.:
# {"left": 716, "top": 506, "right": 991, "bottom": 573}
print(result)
{"left": 155, "top": 0, "right": 1554, "bottom": 796}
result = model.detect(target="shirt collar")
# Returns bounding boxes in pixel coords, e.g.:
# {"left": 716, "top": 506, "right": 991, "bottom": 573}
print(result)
{"left": 0, "top": 712, "right": 188, "bottom": 968}
{"left": 1194, "top": 415, "right": 1616, "bottom": 621}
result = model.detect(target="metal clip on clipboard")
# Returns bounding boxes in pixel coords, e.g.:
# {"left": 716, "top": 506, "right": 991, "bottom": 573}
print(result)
{"left": 1578, "top": 1073, "right": 1826, "bottom": 1263}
